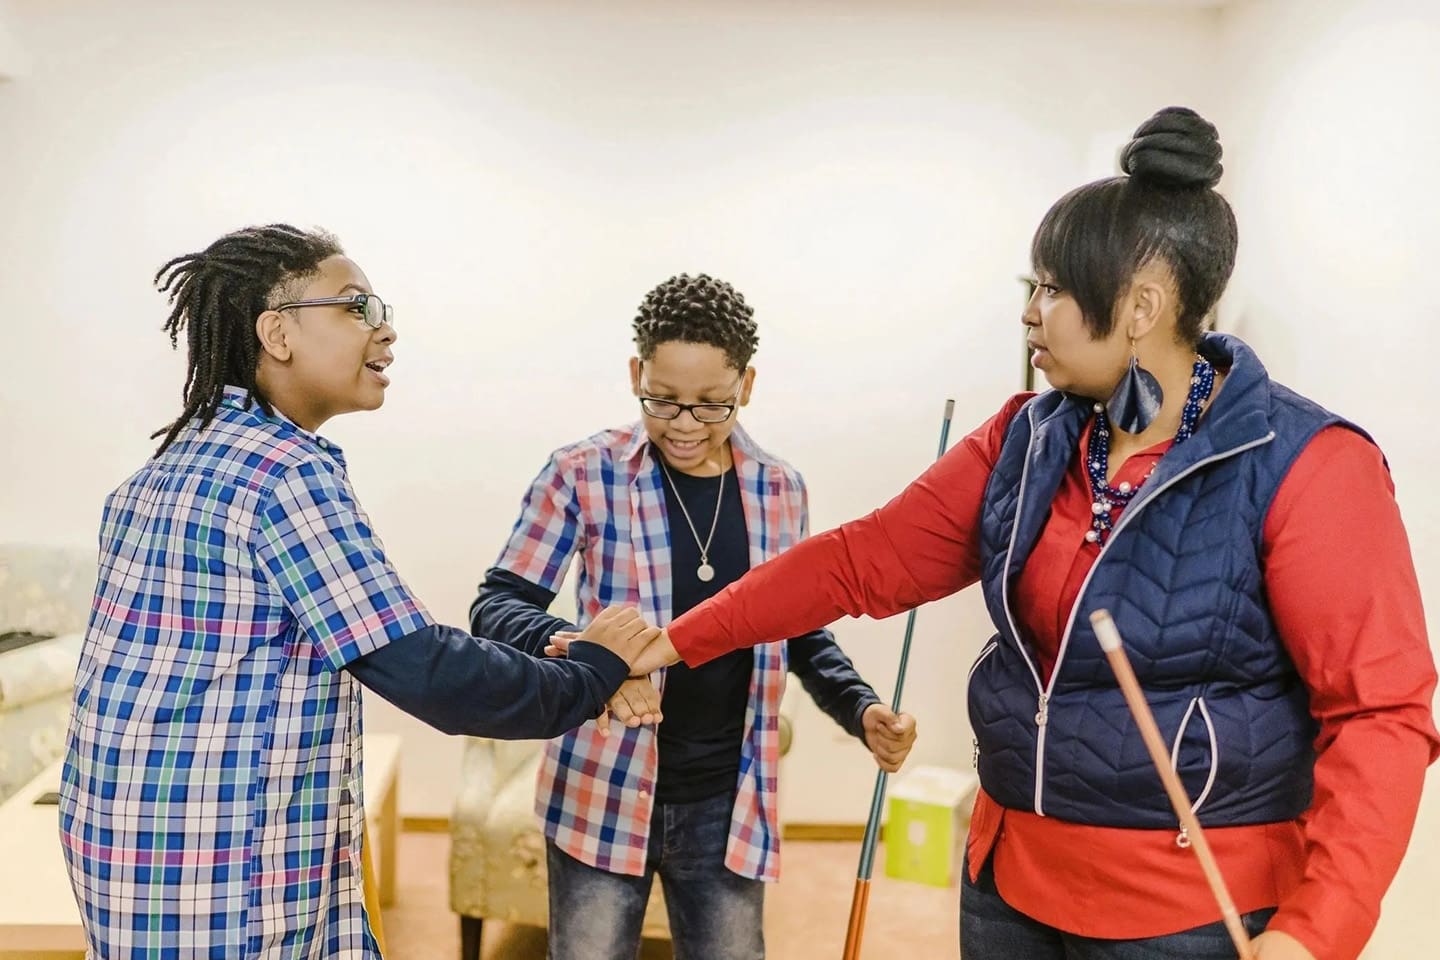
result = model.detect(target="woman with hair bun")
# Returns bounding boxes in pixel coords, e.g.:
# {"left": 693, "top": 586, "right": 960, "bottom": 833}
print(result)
{"left": 613, "top": 107, "right": 1439, "bottom": 959}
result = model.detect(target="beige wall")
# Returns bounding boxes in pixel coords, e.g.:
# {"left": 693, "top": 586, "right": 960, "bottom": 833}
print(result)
{"left": 0, "top": 0, "right": 1218, "bottom": 825}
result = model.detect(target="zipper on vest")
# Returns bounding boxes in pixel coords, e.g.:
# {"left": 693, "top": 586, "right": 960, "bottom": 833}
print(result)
{"left": 968, "top": 641, "right": 999, "bottom": 770}
{"left": 1015, "top": 428, "right": 1276, "bottom": 818}
{"left": 998, "top": 404, "right": 1052, "bottom": 815}
{"left": 1169, "top": 696, "right": 1220, "bottom": 848}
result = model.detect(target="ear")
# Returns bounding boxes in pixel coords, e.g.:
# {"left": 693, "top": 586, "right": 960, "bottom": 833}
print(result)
{"left": 255, "top": 310, "right": 292, "bottom": 362}
{"left": 1125, "top": 278, "right": 1168, "bottom": 342}
{"left": 629, "top": 356, "right": 643, "bottom": 396}
{"left": 738, "top": 366, "right": 756, "bottom": 407}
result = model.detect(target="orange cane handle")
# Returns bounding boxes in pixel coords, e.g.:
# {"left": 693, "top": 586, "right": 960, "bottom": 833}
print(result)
{"left": 1091, "top": 610, "right": 1256, "bottom": 960}
{"left": 842, "top": 878, "right": 872, "bottom": 960}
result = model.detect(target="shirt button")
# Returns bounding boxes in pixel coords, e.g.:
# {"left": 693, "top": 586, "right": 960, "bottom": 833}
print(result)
{"left": 318, "top": 439, "right": 329, "bottom": 449}
{"left": 637, "top": 788, "right": 650, "bottom": 800}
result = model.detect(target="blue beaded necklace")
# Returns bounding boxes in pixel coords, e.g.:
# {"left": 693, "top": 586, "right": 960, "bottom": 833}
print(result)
{"left": 1085, "top": 354, "right": 1216, "bottom": 546}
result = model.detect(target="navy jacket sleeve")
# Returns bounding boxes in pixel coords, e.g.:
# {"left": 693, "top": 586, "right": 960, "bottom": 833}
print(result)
{"left": 470, "top": 566, "right": 578, "bottom": 657}
{"left": 788, "top": 628, "right": 882, "bottom": 741}
{"left": 346, "top": 624, "right": 627, "bottom": 739}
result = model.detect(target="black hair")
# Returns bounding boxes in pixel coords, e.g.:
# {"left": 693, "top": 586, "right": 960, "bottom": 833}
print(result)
{"left": 632, "top": 273, "right": 759, "bottom": 370}
{"left": 150, "top": 224, "right": 343, "bottom": 454}
{"left": 1030, "top": 106, "right": 1238, "bottom": 344}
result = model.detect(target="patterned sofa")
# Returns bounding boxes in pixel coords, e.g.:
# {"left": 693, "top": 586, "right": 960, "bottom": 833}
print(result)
{"left": 0, "top": 543, "right": 93, "bottom": 804}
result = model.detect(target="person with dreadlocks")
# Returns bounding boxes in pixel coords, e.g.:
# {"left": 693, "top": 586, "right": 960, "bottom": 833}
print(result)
{"left": 58, "top": 224, "right": 659, "bottom": 959}
{"left": 468, "top": 273, "right": 919, "bottom": 960}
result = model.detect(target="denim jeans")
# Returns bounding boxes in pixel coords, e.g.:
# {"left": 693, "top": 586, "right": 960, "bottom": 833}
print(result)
{"left": 960, "top": 852, "right": 1277, "bottom": 959}
{"left": 545, "top": 791, "right": 765, "bottom": 960}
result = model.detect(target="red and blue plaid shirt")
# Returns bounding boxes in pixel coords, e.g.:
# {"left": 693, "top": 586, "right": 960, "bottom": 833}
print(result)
{"left": 493, "top": 422, "right": 804, "bottom": 881}
{"left": 60, "top": 387, "right": 432, "bottom": 958}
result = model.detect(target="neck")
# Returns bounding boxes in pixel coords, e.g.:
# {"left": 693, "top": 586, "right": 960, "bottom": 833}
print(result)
{"left": 255, "top": 369, "right": 327, "bottom": 433}
{"left": 1112, "top": 344, "right": 1201, "bottom": 446}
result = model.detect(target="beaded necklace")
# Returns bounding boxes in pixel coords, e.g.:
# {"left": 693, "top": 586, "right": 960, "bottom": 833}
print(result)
{"left": 1085, "top": 355, "right": 1216, "bottom": 545}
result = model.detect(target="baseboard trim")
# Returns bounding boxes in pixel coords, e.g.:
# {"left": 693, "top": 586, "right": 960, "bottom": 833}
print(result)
{"left": 781, "top": 822, "right": 876, "bottom": 842}
{"left": 401, "top": 816, "right": 451, "bottom": 834}
{"left": 404, "top": 817, "right": 879, "bottom": 841}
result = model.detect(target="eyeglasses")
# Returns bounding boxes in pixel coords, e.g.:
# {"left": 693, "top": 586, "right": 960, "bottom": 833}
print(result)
{"left": 638, "top": 378, "right": 744, "bottom": 423}
{"left": 273, "top": 293, "right": 394, "bottom": 330}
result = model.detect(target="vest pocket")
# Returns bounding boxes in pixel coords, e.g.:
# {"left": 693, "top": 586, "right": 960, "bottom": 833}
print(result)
{"left": 968, "top": 640, "right": 999, "bottom": 684}
{"left": 1168, "top": 696, "right": 1218, "bottom": 848}
{"left": 968, "top": 641, "right": 1000, "bottom": 767}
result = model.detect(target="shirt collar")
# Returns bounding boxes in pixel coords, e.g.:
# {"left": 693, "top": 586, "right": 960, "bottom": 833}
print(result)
{"left": 220, "top": 386, "right": 345, "bottom": 460}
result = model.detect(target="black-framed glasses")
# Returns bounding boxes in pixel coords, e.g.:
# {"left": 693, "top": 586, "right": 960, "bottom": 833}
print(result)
{"left": 638, "top": 379, "right": 744, "bottom": 423}
{"left": 274, "top": 293, "right": 394, "bottom": 330}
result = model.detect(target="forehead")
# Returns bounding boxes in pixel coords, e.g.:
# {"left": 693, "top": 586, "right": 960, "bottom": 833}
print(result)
{"left": 297, "top": 255, "right": 372, "bottom": 298}
{"left": 641, "top": 341, "right": 739, "bottom": 394}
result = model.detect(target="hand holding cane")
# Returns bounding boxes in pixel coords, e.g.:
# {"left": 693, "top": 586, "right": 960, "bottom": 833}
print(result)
{"left": 1089, "top": 609, "right": 1257, "bottom": 960}
{"left": 842, "top": 399, "right": 955, "bottom": 960}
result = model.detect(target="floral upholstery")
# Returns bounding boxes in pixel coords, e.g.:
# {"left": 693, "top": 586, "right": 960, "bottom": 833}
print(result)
{"left": 0, "top": 544, "right": 93, "bottom": 803}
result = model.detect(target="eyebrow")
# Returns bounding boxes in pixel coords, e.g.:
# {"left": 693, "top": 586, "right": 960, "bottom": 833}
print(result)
{"left": 337, "top": 283, "right": 371, "bottom": 296}
{"left": 643, "top": 380, "right": 736, "bottom": 400}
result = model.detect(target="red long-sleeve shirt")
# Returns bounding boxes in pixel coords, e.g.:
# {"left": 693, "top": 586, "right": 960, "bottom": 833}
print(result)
{"left": 669, "top": 393, "right": 1438, "bottom": 959}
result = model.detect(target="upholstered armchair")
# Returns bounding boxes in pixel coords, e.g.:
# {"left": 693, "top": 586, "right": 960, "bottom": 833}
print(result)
{"left": 0, "top": 543, "right": 93, "bottom": 803}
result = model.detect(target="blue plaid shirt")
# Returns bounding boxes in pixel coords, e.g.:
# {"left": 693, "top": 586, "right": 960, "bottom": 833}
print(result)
{"left": 60, "top": 387, "right": 432, "bottom": 959}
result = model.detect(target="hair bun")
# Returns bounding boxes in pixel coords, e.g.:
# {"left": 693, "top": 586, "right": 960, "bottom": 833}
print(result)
{"left": 1120, "top": 106, "right": 1223, "bottom": 189}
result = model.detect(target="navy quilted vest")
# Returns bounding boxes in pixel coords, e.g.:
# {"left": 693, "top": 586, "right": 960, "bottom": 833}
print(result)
{"left": 970, "top": 333, "right": 1362, "bottom": 828}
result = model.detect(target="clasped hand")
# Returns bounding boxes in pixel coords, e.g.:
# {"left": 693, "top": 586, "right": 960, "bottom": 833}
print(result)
{"left": 548, "top": 611, "right": 920, "bottom": 775}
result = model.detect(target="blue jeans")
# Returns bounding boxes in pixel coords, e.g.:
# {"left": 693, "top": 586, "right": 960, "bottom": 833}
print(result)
{"left": 961, "top": 852, "right": 1277, "bottom": 959}
{"left": 545, "top": 791, "right": 765, "bottom": 960}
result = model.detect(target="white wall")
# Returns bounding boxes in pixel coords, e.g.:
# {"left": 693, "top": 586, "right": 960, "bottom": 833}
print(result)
{"left": 0, "top": 0, "right": 1219, "bottom": 824}
{"left": 0, "top": 1, "right": 24, "bottom": 80}
{"left": 1214, "top": 2, "right": 1440, "bottom": 956}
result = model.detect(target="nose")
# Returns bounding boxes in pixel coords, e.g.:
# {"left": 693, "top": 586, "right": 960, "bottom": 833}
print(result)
{"left": 1021, "top": 285, "right": 1041, "bottom": 328}
{"left": 375, "top": 319, "right": 397, "bottom": 346}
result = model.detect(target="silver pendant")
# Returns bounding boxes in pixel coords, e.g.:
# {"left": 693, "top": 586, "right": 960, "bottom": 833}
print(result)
{"left": 697, "top": 562, "right": 715, "bottom": 582}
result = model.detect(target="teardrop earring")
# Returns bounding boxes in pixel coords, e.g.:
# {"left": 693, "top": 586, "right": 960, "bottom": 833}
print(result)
{"left": 1105, "top": 340, "right": 1164, "bottom": 433}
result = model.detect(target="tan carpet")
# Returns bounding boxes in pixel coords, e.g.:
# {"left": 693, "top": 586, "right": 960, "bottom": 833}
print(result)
{"left": 383, "top": 831, "right": 959, "bottom": 959}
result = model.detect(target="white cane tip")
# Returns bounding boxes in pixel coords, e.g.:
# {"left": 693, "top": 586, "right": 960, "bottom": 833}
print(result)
{"left": 1090, "top": 610, "right": 1123, "bottom": 652}
{"left": 944, "top": 399, "right": 955, "bottom": 417}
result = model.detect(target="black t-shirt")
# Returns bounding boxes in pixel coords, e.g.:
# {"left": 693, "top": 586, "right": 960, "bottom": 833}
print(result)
{"left": 654, "top": 459, "right": 754, "bottom": 804}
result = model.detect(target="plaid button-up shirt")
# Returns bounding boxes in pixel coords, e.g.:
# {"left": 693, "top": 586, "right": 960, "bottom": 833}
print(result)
{"left": 494, "top": 422, "right": 804, "bottom": 881}
{"left": 60, "top": 387, "right": 432, "bottom": 958}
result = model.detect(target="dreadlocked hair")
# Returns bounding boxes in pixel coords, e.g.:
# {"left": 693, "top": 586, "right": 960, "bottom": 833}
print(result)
{"left": 632, "top": 273, "right": 759, "bottom": 370}
{"left": 150, "top": 224, "right": 343, "bottom": 455}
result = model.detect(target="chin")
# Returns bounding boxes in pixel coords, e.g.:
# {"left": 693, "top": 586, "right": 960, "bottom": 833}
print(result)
{"left": 351, "top": 390, "right": 386, "bottom": 413}
{"left": 1039, "top": 368, "right": 1082, "bottom": 393}
{"left": 654, "top": 436, "right": 719, "bottom": 469}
